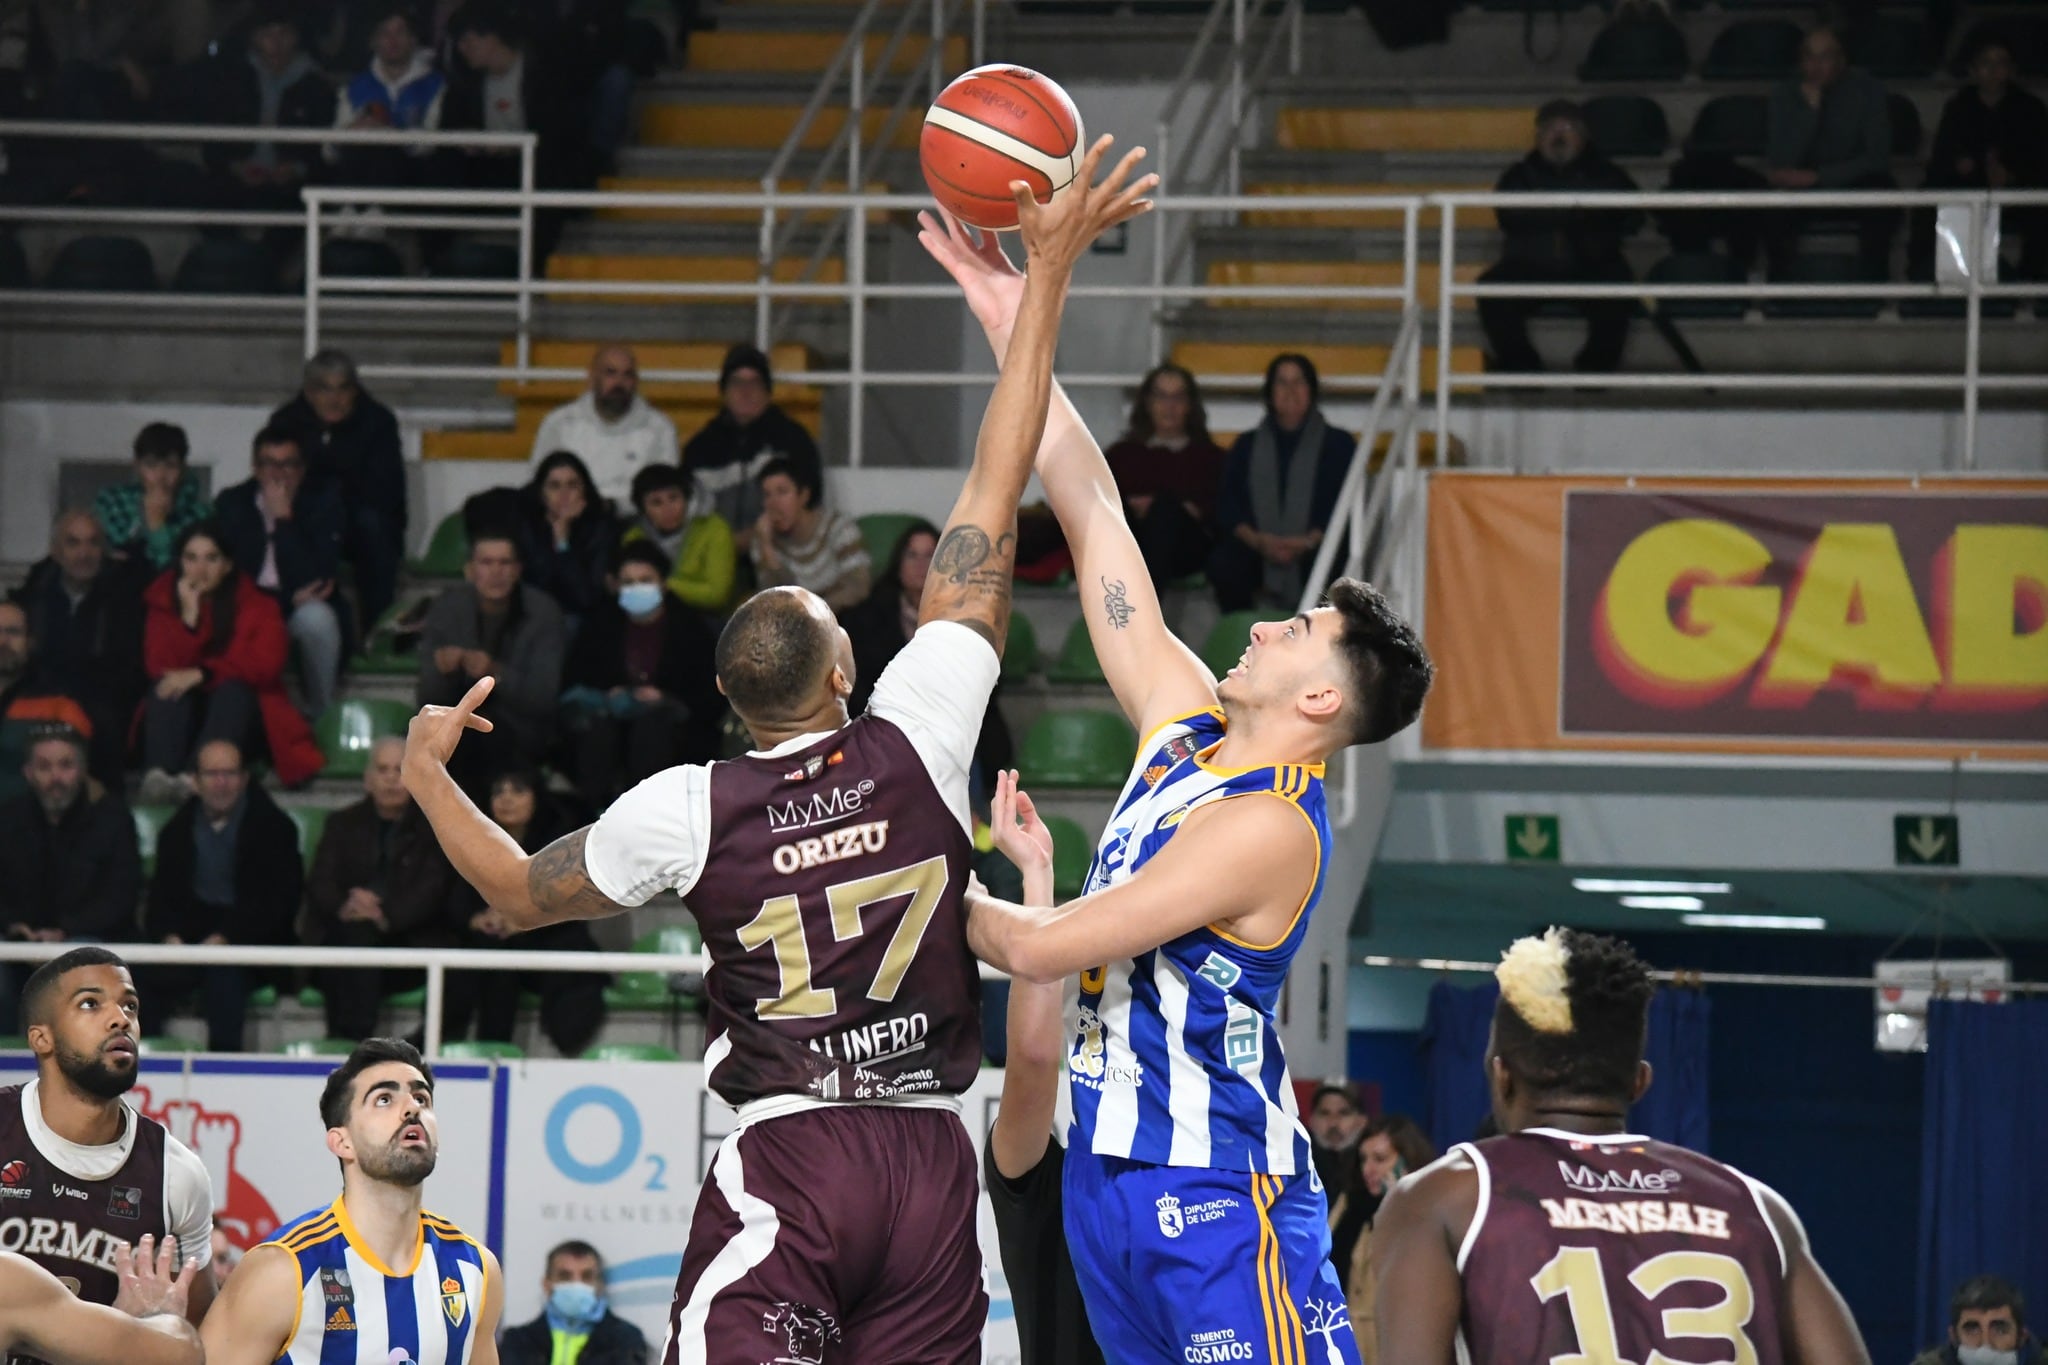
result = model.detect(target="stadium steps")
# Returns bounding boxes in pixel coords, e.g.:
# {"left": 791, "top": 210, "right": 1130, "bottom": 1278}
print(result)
{"left": 686, "top": 30, "right": 966, "bottom": 73}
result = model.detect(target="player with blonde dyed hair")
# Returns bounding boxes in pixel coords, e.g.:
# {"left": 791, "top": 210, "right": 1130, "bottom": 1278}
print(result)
{"left": 1373, "top": 928, "right": 1870, "bottom": 1365}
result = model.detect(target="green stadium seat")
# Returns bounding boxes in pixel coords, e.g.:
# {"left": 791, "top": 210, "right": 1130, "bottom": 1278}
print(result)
{"left": 1043, "top": 814, "right": 1094, "bottom": 900}
{"left": 606, "top": 925, "right": 702, "bottom": 1010}
{"left": 297, "top": 986, "right": 327, "bottom": 1009}
{"left": 0, "top": 1037, "right": 28, "bottom": 1052}
{"left": 1200, "top": 612, "right": 1263, "bottom": 681}
{"left": 356, "top": 637, "right": 418, "bottom": 676}
{"left": 1646, "top": 252, "right": 1749, "bottom": 319}
{"left": 1582, "top": 95, "right": 1669, "bottom": 158}
{"left": 856, "top": 512, "right": 926, "bottom": 580}
{"left": 280, "top": 1038, "right": 358, "bottom": 1057}
{"left": 1045, "top": 620, "right": 1105, "bottom": 685}
{"left": 247, "top": 985, "right": 279, "bottom": 1009}
{"left": 1017, "top": 710, "right": 1137, "bottom": 789}
{"left": 439, "top": 1039, "right": 524, "bottom": 1059}
{"left": 133, "top": 803, "right": 175, "bottom": 878}
{"left": 581, "top": 1043, "right": 681, "bottom": 1062}
{"left": 287, "top": 806, "right": 328, "bottom": 872}
{"left": 384, "top": 987, "right": 427, "bottom": 1009}
{"left": 1702, "top": 19, "right": 1801, "bottom": 80}
{"left": 408, "top": 512, "right": 468, "bottom": 577}
{"left": 138, "top": 1037, "right": 202, "bottom": 1054}
{"left": 1001, "top": 613, "right": 1039, "bottom": 682}
{"left": 315, "top": 699, "right": 413, "bottom": 780}
{"left": 1578, "top": 16, "right": 1689, "bottom": 81}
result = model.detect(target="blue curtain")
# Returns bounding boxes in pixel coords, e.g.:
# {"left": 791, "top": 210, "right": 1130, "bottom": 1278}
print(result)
{"left": 1420, "top": 980, "right": 1711, "bottom": 1153}
{"left": 1916, "top": 999, "right": 2048, "bottom": 1347}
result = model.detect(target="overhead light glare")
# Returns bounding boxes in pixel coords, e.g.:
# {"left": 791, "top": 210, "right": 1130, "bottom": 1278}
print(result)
{"left": 1574, "top": 879, "right": 1732, "bottom": 895}
{"left": 1681, "top": 913, "right": 1827, "bottom": 932}
{"left": 1620, "top": 895, "right": 1707, "bottom": 911}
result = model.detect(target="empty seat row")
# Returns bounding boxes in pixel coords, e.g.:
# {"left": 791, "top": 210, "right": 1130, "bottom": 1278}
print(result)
{"left": 1581, "top": 13, "right": 1948, "bottom": 81}
{"left": 1573, "top": 89, "right": 1923, "bottom": 158}
{"left": 0, "top": 234, "right": 517, "bottom": 294}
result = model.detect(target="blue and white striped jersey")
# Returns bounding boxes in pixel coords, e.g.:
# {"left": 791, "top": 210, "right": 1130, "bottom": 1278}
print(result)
{"left": 1067, "top": 708, "right": 1329, "bottom": 1176}
{"left": 263, "top": 1199, "right": 488, "bottom": 1365}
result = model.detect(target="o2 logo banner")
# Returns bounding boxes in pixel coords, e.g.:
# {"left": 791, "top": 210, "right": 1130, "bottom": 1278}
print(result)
{"left": 1561, "top": 491, "right": 2048, "bottom": 744}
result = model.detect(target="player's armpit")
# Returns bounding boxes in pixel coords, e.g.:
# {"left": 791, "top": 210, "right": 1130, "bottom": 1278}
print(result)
{"left": 517, "top": 827, "right": 629, "bottom": 930}
{"left": 1760, "top": 1185, "right": 1872, "bottom": 1365}
{"left": 197, "top": 1244, "right": 299, "bottom": 1365}
{"left": 1370, "top": 1167, "right": 1471, "bottom": 1365}
{"left": 917, "top": 521, "right": 1017, "bottom": 653}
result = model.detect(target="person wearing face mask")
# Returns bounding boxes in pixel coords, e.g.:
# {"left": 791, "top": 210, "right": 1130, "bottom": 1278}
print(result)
{"left": 559, "top": 541, "right": 719, "bottom": 808}
{"left": 1914, "top": 1277, "right": 2048, "bottom": 1365}
{"left": 1326, "top": 1114, "right": 1436, "bottom": 1365}
{"left": 500, "top": 1242, "right": 648, "bottom": 1365}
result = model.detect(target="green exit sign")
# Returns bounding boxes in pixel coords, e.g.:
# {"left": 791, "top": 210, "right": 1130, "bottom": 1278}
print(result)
{"left": 1895, "top": 814, "right": 1960, "bottom": 867}
{"left": 1506, "top": 814, "right": 1560, "bottom": 862}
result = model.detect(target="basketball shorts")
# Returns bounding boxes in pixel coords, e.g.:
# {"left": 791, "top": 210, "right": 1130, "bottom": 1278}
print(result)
{"left": 1064, "top": 1145, "right": 1362, "bottom": 1365}
{"left": 664, "top": 1104, "right": 987, "bottom": 1365}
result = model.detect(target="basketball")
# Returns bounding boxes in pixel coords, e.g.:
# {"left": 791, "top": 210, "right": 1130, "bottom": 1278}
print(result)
{"left": 919, "top": 64, "right": 1084, "bottom": 231}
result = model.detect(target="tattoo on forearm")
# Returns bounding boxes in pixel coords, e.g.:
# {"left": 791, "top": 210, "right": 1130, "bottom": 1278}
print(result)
{"left": 925, "top": 523, "right": 1018, "bottom": 648}
{"left": 526, "top": 828, "right": 623, "bottom": 922}
{"left": 1102, "top": 576, "right": 1134, "bottom": 631}
{"left": 933, "top": 526, "right": 993, "bottom": 584}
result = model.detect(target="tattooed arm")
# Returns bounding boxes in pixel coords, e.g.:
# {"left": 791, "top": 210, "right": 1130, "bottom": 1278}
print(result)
{"left": 919, "top": 207, "right": 1217, "bottom": 739}
{"left": 917, "top": 137, "right": 1157, "bottom": 652}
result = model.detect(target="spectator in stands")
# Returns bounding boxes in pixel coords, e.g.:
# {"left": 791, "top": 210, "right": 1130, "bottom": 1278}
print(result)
{"left": 96, "top": 423, "right": 212, "bottom": 574}
{"left": 682, "top": 344, "right": 823, "bottom": 553}
{"left": 142, "top": 737, "right": 299, "bottom": 1052}
{"left": 329, "top": 2, "right": 445, "bottom": 187}
{"left": 444, "top": 766, "right": 606, "bottom": 1057}
{"left": 529, "top": 346, "right": 680, "bottom": 508}
{"left": 215, "top": 425, "right": 347, "bottom": 721}
{"left": 1765, "top": 23, "right": 1897, "bottom": 278}
{"left": 622, "top": 464, "right": 737, "bottom": 614}
{"left": 270, "top": 351, "right": 409, "bottom": 632}
{"left": 30, "top": 0, "right": 182, "bottom": 122}
{"left": 442, "top": 2, "right": 591, "bottom": 257}
{"left": 561, "top": 541, "right": 718, "bottom": 806}
{"left": 516, "top": 451, "right": 620, "bottom": 631}
{"left": 9, "top": 511, "right": 146, "bottom": 785}
{"left": 1479, "top": 100, "right": 1638, "bottom": 374}
{"left": 0, "top": 602, "right": 98, "bottom": 806}
{"left": 1913, "top": 1275, "right": 2048, "bottom": 1365}
{"left": 139, "top": 520, "right": 326, "bottom": 803}
{"left": 1103, "top": 363, "right": 1227, "bottom": 589}
{"left": 0, "top": 725, "right": 140, "bottom": 1028}
{"left": 1307, "top": 1081, "right": 1367, "bottom": 1194}
{"left": 749, "top": 458, "right": 868, "bottom": 610}
{"left": 417, "top": 532, "right": 566, "bottom": 791}
{"left": 1329, "top": 1114, "right": 1438, "bottom": 1361}
{"left": 304, "top": 736, "right": 458, "bottom": 1041}
{"left": 1207, "top": 354, "right": 1354, "bottom": 613}
{"left": 500, "top": 1241, "right": 650, "bottom": 1365}
{"left": 199, "top": 3, "right": 334, "bottom": 206}
{"left": 1916, "top": 36, "right": 2048, "bottom": 280}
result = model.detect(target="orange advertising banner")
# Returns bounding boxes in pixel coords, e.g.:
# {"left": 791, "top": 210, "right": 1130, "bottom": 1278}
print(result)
{"left": 1422, "top": 475, "right": 2048, "bottom": 759}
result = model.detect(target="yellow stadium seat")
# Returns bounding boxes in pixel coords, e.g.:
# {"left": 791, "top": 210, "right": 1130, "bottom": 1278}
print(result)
{"left": 639, "top": 105, "right": 920, "bottom": 151}
{"left": 1276, "top": 106, "right": 1534, "bottom": 154}
{"left": 1169, "top": 341, "right": 1485, "bottom": 395}
{"left": 541, "top": 254, "right": 845, "bottom": 307}
{"left": 494, "top": 341, "right": 818, "bottom": 404}
{"left": 1202, "top": 260, "right": 1483, "bottom": 310}
{"left": 1243, "top": 183, "right": 1496, "bottom": 230}
{"left": 596, "top": 177, "right": 889, "bottom": 224}
{"left": 686, "top": 31, "right": 965, "bottom": 75}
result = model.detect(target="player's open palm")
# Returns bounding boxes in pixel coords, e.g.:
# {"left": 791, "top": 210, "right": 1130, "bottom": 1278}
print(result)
{"left": 1014, "top": 134, "right": 1157, "bottom": 270}
{"left": 112, "top": 1233, "right": 196, "bottom": 1319}
{"left": 916, "top": 206, "right": 1024, "bottom": 334}
{"left": 403, "top": 676, "right": 496, "bottom": 774}
{"left": 990, "top": 768, "right": 1054, "bottom": 883}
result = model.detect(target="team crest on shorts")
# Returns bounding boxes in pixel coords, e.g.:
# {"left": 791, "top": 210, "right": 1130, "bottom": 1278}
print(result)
{"left": 441, "top": 1276, "right": 467, "bottom": 1326}
{"left": 759, "top": 1301, "right": 841, "bottom": 1364}
{"left": 1156, "top": 1192, "right": 1185, "bottom": 1239}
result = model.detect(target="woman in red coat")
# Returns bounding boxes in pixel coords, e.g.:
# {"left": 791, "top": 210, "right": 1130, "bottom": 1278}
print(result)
{"left": 138, "top": 521, "right": 325, "bottom": 796}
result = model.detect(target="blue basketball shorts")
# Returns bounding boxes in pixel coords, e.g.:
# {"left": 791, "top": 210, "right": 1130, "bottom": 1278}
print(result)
{"left": 1062, "top": 1145, "right": 1362, "bottom": 1365}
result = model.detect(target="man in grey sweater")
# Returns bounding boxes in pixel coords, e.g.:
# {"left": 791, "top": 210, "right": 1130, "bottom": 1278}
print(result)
{"left": 1765, "top": 24, "right": 1897, "bottom": 276}
{"left": 416, "top": 533, "right": 566, "bottom": 793}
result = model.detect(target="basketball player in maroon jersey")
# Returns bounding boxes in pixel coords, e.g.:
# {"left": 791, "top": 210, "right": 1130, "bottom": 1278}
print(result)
{"left": 2, "top": 1235, "right": 202, "bottom": 1365}
{"left": 1372, "top": 928, "right": 1870, "bottom": 1365}
{"left": 402, "top": 138, "right": 1156, "bottom": 1363}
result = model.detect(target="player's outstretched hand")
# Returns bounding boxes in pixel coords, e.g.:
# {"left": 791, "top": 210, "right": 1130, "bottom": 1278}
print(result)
{"left": 916, "top": 206, "right": 1025, "bottom": 336}
{"left": 1013, "top": 135, "right": 1157, "bottom": 271}
{"left": 403, "top": 675, "right": 496, "bottom": 777}
{"left": 989, "top": 768, "right": 1054, "bottom": 884}
{"left": 112, "top": 1234, "right": 197, "bottom": 1319}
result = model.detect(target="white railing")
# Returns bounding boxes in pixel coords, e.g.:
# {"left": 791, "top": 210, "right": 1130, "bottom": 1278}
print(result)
{"left": 0, "top": 940, "right": 1006, "bottom": 1058}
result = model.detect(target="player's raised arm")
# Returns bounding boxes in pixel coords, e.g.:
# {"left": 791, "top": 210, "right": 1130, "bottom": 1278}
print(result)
{"left": 919, "top": 208, "right": 1218, "bottom": 738}
{"left": 984, "top": 771, "right": 1068, "bottom": 1179}
{"left": 916, "top": 136, "right": 1156, "bottom": 653}
{"left": 2, "top": 1250, "right": 203, "bottom": 1365}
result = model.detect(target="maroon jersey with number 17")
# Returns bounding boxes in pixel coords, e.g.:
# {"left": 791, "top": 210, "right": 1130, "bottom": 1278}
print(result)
{"left": 1456, "top": 1128, "right": 1789, "bottom": 1365}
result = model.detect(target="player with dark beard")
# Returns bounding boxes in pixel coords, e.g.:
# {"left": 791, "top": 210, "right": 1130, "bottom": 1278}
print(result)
{"left": 0, "top": 946, "right": 215, "bottom": 1358}
{"left": 199, "top": 1039, "right": 503, "bottom": 1365}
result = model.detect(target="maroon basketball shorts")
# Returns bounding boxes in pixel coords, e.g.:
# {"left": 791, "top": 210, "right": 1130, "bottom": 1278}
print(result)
{"left": 663, "top": 1103, "right": 988, "bottom": 1364}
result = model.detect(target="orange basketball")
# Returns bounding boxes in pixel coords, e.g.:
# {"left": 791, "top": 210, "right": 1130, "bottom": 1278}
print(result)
{"left": 920, "top": 64, "right": 1084, "bottom": 231}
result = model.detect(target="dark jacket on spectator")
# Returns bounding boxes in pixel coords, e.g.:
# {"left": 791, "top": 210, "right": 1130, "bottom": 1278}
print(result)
{"left": 515, "top": 499, "right": 620, "bottom": 625}
{"left": 1909, "top": 1338, "right": 2048, "bottom": 1365}
{"left": 500, "top": 1311, "right": 648, "bottom": 1365}
{"left": 1927, "top": 84, "right": 2048, "bottom": 188}
{"left": 141, "top": 569, "right": 325, "bottom": 786}
{"left": 1494, "top": 149, "right": 1640, "bottom": 265}
{"left": 214, "top": 476, "right": 345, "bottom": 605}
{"left": 303, "top": 798, "right": 456, "bottom": 946}
{"left": 197, "top": 46, "right": 335, "bottom": 175}
{"left": 682, "top": 407, "right": 824, "bottom": 536}
{"left": 416, "top": 583, "right": 566, "bottom": 747}
{"left": 439, "top": 44, "right": 592, "bottom": 187}
{"left": 843, "top": 586, "right": 1014, "bottom": 779}
{"left": 1103, "top": 437, "right": 1228, "bottom": 527}
{"left": 0, "top": 784, "right": 141, "bottom": 940}
{"left": 9, "top": 555, "right": 147, "bottom": 772}
{"left": 1217, "top": 420, "right": 1354, "bottom": 539}
{"left": 269, "top": 387, "right": 409, "bottom": 540}
{"left": 565, "top": 590, "right": 719, "bottom": 717}
{"left": 1767, "top": 68, "right": 1892, "bottom": 186}
{"left": 145, "top": 784, "right": 300, "bottom": 945}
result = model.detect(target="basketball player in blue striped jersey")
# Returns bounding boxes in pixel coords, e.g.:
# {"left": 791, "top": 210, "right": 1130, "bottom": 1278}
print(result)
{"left": 198, "top": 1040, "right": 502, "bottom": 1365}
{"left": 923, "top": 212, "right": 1435, "bottom": 1365}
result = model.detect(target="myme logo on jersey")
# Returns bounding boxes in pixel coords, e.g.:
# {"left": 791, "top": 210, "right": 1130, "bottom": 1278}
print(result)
{"left": 1558, "top": 1162, "right": 1683, "bottom": 1196}
{"left": 765, "top": 780, "right": 874, "bottom": 833}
